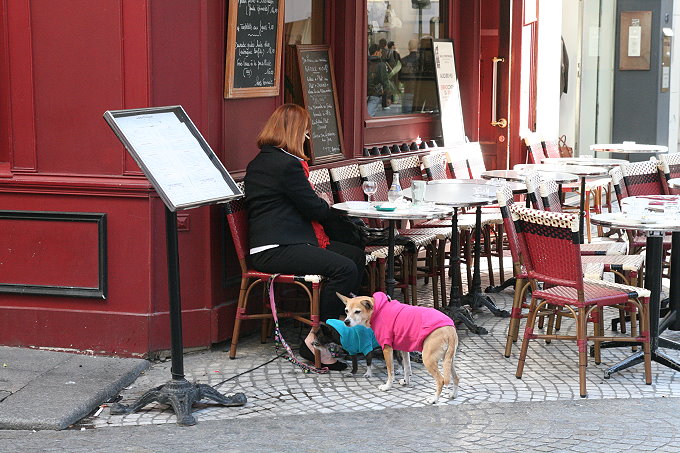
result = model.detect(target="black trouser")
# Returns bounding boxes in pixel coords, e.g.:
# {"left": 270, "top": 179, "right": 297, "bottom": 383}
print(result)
{"left": 248, "top": 241, "right": 365, "bottom": 320}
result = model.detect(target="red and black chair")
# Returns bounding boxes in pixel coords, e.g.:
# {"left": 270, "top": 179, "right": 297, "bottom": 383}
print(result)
{"left": 226, "top": 183, "right": 321, "bottom": 368}
{"left": 658, "top": 152, "right": 680, "bottom": 194}
{"left": 511, "top": 204, "right": 652, "bottom": 397}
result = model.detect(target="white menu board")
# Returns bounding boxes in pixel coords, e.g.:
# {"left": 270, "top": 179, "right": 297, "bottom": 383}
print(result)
{"left": 104, "top": 106, "right": 242, "bottom": 211}
{"left": 433, "top": 40, "right": 467, "bottom": 146}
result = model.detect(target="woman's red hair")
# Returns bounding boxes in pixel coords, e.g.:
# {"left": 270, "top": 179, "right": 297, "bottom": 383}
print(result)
{"left": 257, "top": 104, "right": 311, "bottom": 160}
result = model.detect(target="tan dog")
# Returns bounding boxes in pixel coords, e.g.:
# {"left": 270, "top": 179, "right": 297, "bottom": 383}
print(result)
{"left": 339, "top": 292, "right": 459, "bottom": 404}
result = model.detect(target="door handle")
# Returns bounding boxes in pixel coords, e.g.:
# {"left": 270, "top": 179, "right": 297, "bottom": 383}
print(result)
{"left": 491, "top": 57, "right": 507, "bottom": 128}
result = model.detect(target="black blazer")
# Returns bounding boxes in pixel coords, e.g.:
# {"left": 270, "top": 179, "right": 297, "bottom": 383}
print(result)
{"left": 244, "top": 145, "right": 331, "bottom": 249}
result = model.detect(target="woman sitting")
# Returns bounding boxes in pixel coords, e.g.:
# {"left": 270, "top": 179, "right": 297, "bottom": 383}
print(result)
{"left": 244, "top": 104, "right": 365, "bottom": 370}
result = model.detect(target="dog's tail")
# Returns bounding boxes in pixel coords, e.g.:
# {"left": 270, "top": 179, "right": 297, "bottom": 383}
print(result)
{"left": 442, "top": 331, "right": 458, "bottom": 387}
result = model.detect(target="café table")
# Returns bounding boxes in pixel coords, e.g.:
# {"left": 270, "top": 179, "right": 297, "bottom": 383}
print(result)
{"left": 542, "top": 156, "right": 628, "bottom": 168}
{"left": 481, "top": 169, "right": 579, "bottom": 185}
{"left": 403, "top": 181, "right": 510, "bottom": 335}
{"left": 591, "top": 199, "right": 680, "bottom": 378}
{"left": 668, "top": 178, "right": 680, "bottom": 190}
{"left": 428, "top": 178, "right": 527, "bottom": 195}
{"left": 516, "top": 163, "right": 609, "bottom": 242}
{"left": 332, "top": 201, "right": 452, "bottom": 300}
{"left": 590, "top": 143, "right": 669, "bottom": 156}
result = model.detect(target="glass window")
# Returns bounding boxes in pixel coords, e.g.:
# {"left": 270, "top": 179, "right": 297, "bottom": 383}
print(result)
{"left": 367, "top": 0, "right": 447, "bottom": 117}
{"left": 284, "top": 0, "right": 325, "bottom": 45}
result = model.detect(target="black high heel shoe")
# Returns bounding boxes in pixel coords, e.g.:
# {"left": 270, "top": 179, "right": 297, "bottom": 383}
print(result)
{"left": 298, "top": 341, "right": 348, "bottom": 371}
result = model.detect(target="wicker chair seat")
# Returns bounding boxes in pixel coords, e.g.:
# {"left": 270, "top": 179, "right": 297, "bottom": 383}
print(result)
{"left": 243, "top": 271, "right": 323, "bottom": 284}
{"left": 632, "top": 234, "right": 673, "bottom": 250}
{"left": 580, "top": 254, "right": 645, "bottom": 272}
{"left": 365, "top": 244, "right": 405, "bottom": 260}
{"left": 533, "top": 279, "right": 649, "bottom": 308}
{"left": 580, "top": 241, "right": 627, "bottom": 255}
{"left": 399, "top": 227, "right": 451, "bottom": 239}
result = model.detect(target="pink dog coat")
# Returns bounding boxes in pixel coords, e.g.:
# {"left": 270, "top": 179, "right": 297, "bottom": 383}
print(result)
{"left": 369, "top": 292, "right": 455, "bottom": 352}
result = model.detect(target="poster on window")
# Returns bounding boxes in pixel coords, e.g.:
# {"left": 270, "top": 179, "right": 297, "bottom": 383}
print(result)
{"left": 432, "top": 40, "right": 467, "bottom": 146}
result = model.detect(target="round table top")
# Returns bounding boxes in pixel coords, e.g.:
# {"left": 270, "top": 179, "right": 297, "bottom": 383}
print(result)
{"left": 591, "top": 195, "right": 680, "bottom": 232}
{"left": 668, "top": 178, "right": 680, "bottom": 189}
{"left": 402, "top": 182, "right": 498, "bottom": 208}
{"left": 517, "top": 163, "right": 609, "bottom": 177}
{"left": 590, "top": 143, "right": 669, "bottom": 154}
{"left": 427, "top": 178, "right": 527, "bottom": 194}
{"left": 482, "top": 169, "right": 579, "bottom": 184}
{"left": 542, "top": 157, "right": 628, "bottom": 168}
{"left": 332, "top": 201, "right": 452, "bottom": 220}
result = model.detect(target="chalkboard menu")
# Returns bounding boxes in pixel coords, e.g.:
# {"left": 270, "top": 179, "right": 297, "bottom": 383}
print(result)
{"left": 224, "top": 0, "right": 283, "bottom": 98}
{"left": 295, "top": 45, "right": 344, "bottom": 164}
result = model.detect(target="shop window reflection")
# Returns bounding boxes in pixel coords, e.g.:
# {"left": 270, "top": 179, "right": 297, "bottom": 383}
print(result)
{"left": 284, "top": 0, "right": 325, "bottom": 45}
{"left": 367, "top": 0, "right": 446, "bottom": 118}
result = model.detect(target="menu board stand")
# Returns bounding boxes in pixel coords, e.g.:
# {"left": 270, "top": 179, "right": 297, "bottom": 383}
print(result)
{"left": 104, "top": 106, "right": 246, "bottom": 425}
{"left": 432, "top": 40, "right": 467, "bottom": 146}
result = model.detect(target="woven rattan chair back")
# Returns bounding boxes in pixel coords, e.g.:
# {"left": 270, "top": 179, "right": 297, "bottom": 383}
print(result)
{"left": 309, "top": 167, "right": 335, "bottom": 206}
{"left": 421, "top": 151, "right": 450, "bottom": 181}
{"left": 390, "top": 156, "right": 423, "bottom": 189}
{"left": 358, "top": 161, "right": 390, "bottom": 201}
{"left": 443, "top": 148, "right": 471, "bottom": 179}
{"left": 464, "top": 142, "right": 487, "bottom": 179}
{"left": 542, "top": 139, "right": 561, "bottom": 159}
{"left": 524, "top": 172, "right": 545, "bottom": 210}
{"left": 329, "top": 164, "right": 365, "bottom": 202}
{"left": 609, "top": 166, "right": 628, "bottom": 203}
{"left": 510, "top": 204, "right": 583, "bottom": 290}
{"left": 659, "top": 152, "right": 680, "bottom": 181}
{"left": 620, "top": 160, "right": 664, "bottom": 196}
{"left": 538, "top": 177, "right": 563, "bottom": 213}
{"left": 524, "top": 135, "right": 546, "bottom": 164}
{"left": 225, "top": 182, "right": 250, "bottom": 272}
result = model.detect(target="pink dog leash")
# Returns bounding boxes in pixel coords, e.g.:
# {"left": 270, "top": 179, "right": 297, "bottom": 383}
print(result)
{"left": 268, "top": 275, "right": 329, "bottom": 374}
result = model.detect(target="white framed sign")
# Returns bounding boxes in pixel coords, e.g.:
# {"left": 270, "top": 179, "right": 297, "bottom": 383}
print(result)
{"left": 432, "top": 39, "right": 467, "bottom": 146}
{"left": 104, "top": 106, "right": 242, "bottom": 211}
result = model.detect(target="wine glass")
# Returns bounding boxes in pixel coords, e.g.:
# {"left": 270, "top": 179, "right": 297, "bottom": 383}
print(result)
{"left": 362, "top": 180, "right": 377, "bottom": 203}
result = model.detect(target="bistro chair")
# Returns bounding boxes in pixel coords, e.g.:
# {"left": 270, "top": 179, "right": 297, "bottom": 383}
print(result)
{"left": 443, "top": 148, "right": 471, "bottom": 179}
{"left": 496, "top": 185, "right": 609, "bottom": 357}
{"left": 355, "top": 160, "right": 445, "bottom": 306}
{"left": 510, "top": 204, "right": 652, "bottom": 397}
{"left": 541, "top": 139, "right": 562, "bottom": 159}
{"left": 329, "top": 163, "right": 413, "bottom": 302}
{"left": 308, "top": 168, "right": 378, "bottom": 294}
{"left": 421, "top": 151, "right": 450, "bottom": 181}
{"left": 658, "top": 152, "right": 680, "bottom": 194}
{"left": 463, "top": 142, "right": 488, "bottom": 179}
{"left": 524, "top": 135, "right": 547, "bottom": 164}
{"left": 525, "top": 172, "right": 627, "bottom": 256}
{"left": 226, "top": 183, "right": 321, "bottom": 368}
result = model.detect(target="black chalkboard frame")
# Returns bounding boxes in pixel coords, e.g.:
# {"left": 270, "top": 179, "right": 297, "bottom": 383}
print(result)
{"left": 224, "top": 0, "right": 284, "bottom": 99}
{"left": 295, "top": 45, "right": 345, "bottom": 165}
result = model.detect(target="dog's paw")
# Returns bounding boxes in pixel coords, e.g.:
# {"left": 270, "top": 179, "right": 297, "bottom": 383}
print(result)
{"left": 448, "top": 388, "right": 459, "bottom": 400}
{"left": 425, "top": 395, "right": 439, "bottom": 405}
{"left": 398, "top": 378, "right": 410, "bottom": 386}
{"left": 378, "top": 383, "right": 392, "bottom": 392}
{"left": 363, "top": 370, "right": 373, "bottom": 378}
{"left": 344, "top": 372, "right": 355, "bottom": 378}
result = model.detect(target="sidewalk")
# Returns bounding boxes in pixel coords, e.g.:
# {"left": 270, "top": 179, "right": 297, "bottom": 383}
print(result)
{"left": 0, "top": 347, "right": 148, "bottom": 430}
{"left": 2, "top": 249, "right": 680, "bottom": 440}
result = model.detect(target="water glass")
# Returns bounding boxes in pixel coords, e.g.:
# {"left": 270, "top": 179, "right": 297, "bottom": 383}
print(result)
{"left": 473, "top": 186, "right": 486, "bottom": 198}
{"left": 411, "top": 180, "right": 427, "bottom": 206}
{"left": 665, "top": 199, "right": 680, "bottom": 218}
{"left": 362, "top": 180, "right": 377, "bottom": 203}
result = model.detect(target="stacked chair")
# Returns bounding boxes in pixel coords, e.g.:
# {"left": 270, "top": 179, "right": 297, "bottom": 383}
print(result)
{"left": 659, "top": 152, "right": 680, "bottom": 194}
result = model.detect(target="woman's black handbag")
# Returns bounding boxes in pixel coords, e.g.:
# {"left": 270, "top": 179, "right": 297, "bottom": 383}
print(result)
{"left": 321, "top": 213, "right": 369, "bottom": 248}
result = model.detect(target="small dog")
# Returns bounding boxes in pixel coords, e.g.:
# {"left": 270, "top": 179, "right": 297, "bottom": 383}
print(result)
{"left": 339, "top": 291, "right": 459, "bottom": 404}
{"left": 312, "top": 320, "right": 380, "bottom": 377}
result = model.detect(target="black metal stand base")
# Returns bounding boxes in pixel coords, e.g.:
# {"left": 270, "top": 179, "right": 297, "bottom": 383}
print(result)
{"left": 485, "top": 277, "right": 516, "bottom": 294}
{"left": 110, "top": 378, "right": 247, "bottom": 426}
{"left": 441, "top": 305, "right": 488, "bottom": 335}
{"left": 604, "top": 349, "right": 680, "bottom": 379}
{"left": 462, "top": 291, "right": 511, "bottom": 318}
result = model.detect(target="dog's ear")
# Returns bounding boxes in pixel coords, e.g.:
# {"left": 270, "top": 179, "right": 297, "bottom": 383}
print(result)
{"left": 318, "top": 323, "right": 332, "bottom": 335}
{"left": 336, "top": 292, "right": 350, "bottom": 306}
{"left": 361, "top": 299, "right": 374, "bottom": 311}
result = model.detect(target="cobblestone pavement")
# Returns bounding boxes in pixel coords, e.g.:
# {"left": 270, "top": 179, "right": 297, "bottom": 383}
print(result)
{"left": 78, "top": 254, "right": 680, "bottom": 432}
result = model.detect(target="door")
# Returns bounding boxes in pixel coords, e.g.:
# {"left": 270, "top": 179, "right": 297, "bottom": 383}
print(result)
{"left": 456, "top": 0, "right": 526, "bottom": 170}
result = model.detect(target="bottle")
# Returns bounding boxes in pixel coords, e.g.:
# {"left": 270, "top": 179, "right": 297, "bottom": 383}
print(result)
{"left": 387, "top": 172, "right": 403, "bottom": 203}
